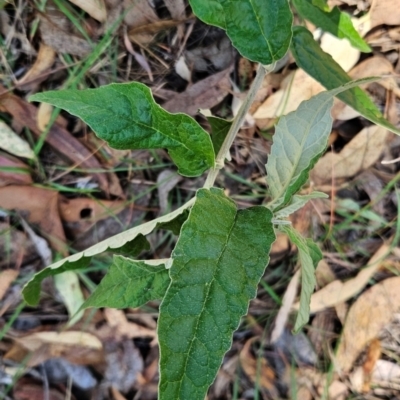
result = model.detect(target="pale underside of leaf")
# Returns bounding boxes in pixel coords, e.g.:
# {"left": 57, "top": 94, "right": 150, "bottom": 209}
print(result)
{"left": 266, "top": 76, "right": 379, "bottom": 210}
{"left": 81, "top": 257, "right": 170, "bottom": 310}
{"left": 158, "top": 188, "right": 275, "bottom": 400}
{"left": 275, "top": 191, "right": 328, "bottom": 219}
{"left": 22, "top": 200, "right": 193, "bottom": 306}
{"left": 29, "top": 83, "right": 215, "bottom": 177}
{"left": 189, "top": 0, "right": 293, "bottom": 65}
{"left": 281, "top": 226, "right": 322, "bottom": 332}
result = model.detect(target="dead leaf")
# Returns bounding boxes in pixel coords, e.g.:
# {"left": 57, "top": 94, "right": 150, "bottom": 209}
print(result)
{"left": 369, "top": 0, "right": 400, "bottom": 29}
{"left": 0, "top": 120, "right": 35, "bottom": 159}
{"left": 16, "top": 43, "right": 56, "bottom": 90}
{"left": 39, "top": 10, "right": 93, "bottom": 57}
{"left": 0, "top": 153, "right": 33, "bottom": 186}
{"left": 372, "top": 359, "right": 400, "bottom": 382}
{"left": 163, "top": 0, "right": 185, "bottom": 20}
{"left": 253, "top": 69, "right": 324, "bottom": 120}
{"left": 185, "top": 35, "right": 235, "bottom": 72}
{"left": 104, "top": 309, "right": 156, "bottom": 340}
{"left": 36, "top": 102, "right": 54, "bottom": 131}
{"left": 239, "top": 338, "right": 277, "bottom": 394}
{"left": 320, "top": 33, "right": 360, "bottom": 72}
{"left": 0, "top": 186, "right": 67, "bottom": 255}
{"left": 294, "top": 241, "right": 391, "bottom": 313}
{"left": 163, "top": 67, "right": 232, "bottom": 115}
{"left": 312, "top": 125, "right": 388, "bottom": 184}
{"left": 124, "top": 0, "right": 158, "bottom": 28}
{"left": 68, "top": 0, "right": 107, "bottom": 22}
{"left": 157, "top": 169, "right": 183, "bottom": 215}
{"left": 0, "top": 88, "right": 119, "bottom": 195}
{"left": 104, "top": 339, "right": 144, "bottom": 392}
{"left": 336, "top": 276, "right": 400, "bottom": 372}
{"left": 59, "top": 197, "right": 125, "bottom": 223}
{"left": 5, "top": 331, "right": 103, "bottom": 367}
{"left": 0, "top": 270, "right": 19, "bottom": 301}
{"left": 362, "top": 339, "right": 381, "bottom": 392}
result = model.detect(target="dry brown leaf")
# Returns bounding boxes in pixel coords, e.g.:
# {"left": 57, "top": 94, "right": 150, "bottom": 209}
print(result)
{"left": 253, "top": 69, "right": 324, "bottom": 120}
{"left": 294, "top": 241, "right": 391, "bottom": 313}
{"left": 320, "top": 33, "right": 360, "bottom": 72}
{"left": 6, "top": 331, "right": 104, "bottom": 367}
{"left": 163, "top": 67, "right": 232, "bottom": 116}
{"left": 0, "top": 186, "right": 67, "bottom": 255}
{"left": 311, "top": 125, "right": 388, "bottom": 184}
{"left": 124, "top": 0, "right": 158, "bottom": 28}
{"left": 163, "top": 0, "right": 185, "bottom": 20}
{"left": 68, "top": 0, "right": 107, "bottom": 22}
{"left": 16, "top": 43, "right": 56, "bottom": 90}
{"left": 104, "top": 309, "right": 156, "bottom": 340}
{"left": 0, "top": 153, "right": 32, "bottom": 186}
{"left": 0, "top": 269, "right": 19, "bottom": 301}
{"left": 372, "top": 359, "right": 400, "bottom": 382}
{"left": 369, "top": 0, "right": 400, "bottom": 29}
{"left": 59, "top": 197, "right": 125, "bottom": 223}
{"left": 36, "top": 102, "right": 53, "bottom": 132}
{"left": 39, "top": 11, "right": 92, "bottom": 57}
{"left": 362, "top": 339, "right": 381, "bottom": 392}
{"left": 336, "top": 276, "right": 400, "bottom": 372}
{"left": 239, "top": 338, "right": 277, "bottom": 395}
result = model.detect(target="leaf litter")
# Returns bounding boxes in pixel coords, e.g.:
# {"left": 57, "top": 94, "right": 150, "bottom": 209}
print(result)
{"left": 0, "top": 0, "right": 400, "bottom": 398}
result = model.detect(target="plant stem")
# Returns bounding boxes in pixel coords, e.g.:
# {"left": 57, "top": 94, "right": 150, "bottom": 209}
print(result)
{"left": 203, "top": 62, "right": 276, "bottom": 189}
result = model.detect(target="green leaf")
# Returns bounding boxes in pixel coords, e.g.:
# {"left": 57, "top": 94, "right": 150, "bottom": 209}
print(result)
{"left": 207, "top": 116, "right": 232, "bottom": 156}
{"left": 266, "top": 77, "right": 379, "bottom": 210}
{"left": 293, "top": 0, "right": 370, "bottom": 52}
{"left": 275, "top": 192, "right": 328, "bottom": 219}
{"left": 158, "top": 188, "right": 275, "bottom": 400}
{"left": 311, "top": 0, "right": 329, "bottom": 11}
{"left": 22, "top": 200, "right": 194, "bottom": 306}
{"left": 291, "top": 26, "right": 400, "bottom": 135}
{"left": 29, "top": 83, "right": 215, "bottom": 177}
{"left": 189, "top": 0, "right": 293, "bottom": 65}
{"left": 281, "top": 226, "right": 322, "bottom": 333}
{"left": 81, "top": 257, "right": 170, "bottom": 310}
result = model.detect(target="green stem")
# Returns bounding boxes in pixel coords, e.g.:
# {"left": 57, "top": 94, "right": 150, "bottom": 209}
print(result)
{"left": 203, "top": 62, "right": 276, "bottom": 189}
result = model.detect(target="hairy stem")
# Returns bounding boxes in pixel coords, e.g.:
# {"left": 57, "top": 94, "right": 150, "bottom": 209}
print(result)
{"left": 203, "top": 62, "right": 276, "bottom": 189}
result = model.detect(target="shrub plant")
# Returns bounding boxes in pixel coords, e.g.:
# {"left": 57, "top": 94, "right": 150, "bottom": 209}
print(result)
{"left": 23, "top": 1, "right": 400, "bottom": 399}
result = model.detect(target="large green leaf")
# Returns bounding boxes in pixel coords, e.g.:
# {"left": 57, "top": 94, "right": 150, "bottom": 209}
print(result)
{"left": 22, "top": 200, "right": 194, "bottom": 306}
{"left": 266, "top": 77, "right": 379, "bottom": 210}
{"left": 158, "top": 188, "right": 275, "bottom": 400}
{"left": 291, "top": 26, "right": 400, "bottom": 135}
{"left": 189, "top": 0, "right": 293, "bottom": 65}
{"left": 293, "top": 0, "right": 370, "bottom": 52}
{"left": 81, "top": 257, "right": 170, "bottom": 310}
{"left": 29, "top": 83, "right": 215, "bottom": 177}
{"left": 282, "top": 226, "right": 322, "bottom": 332}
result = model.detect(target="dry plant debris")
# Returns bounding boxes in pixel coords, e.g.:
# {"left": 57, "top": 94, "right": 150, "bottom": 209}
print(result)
{"left": 0, "top": 0, "right": 400, "bottom": 399}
